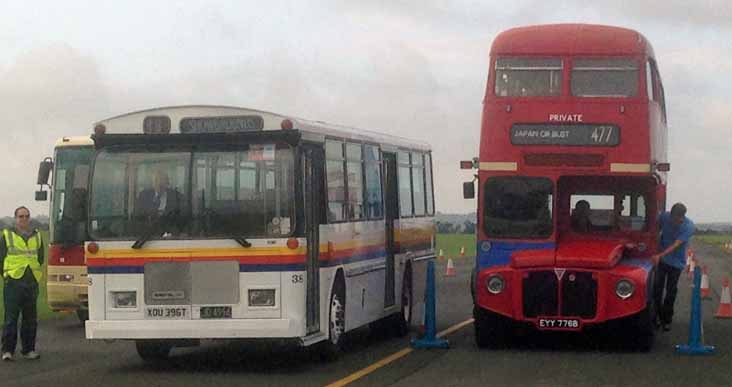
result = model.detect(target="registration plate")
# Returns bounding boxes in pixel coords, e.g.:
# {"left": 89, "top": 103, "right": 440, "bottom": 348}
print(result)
{"left": 145, "top": 307, "right": 188, "bottom": 319}
{"left": 200, "top": 306, "right": 232, "bottom": 319}
{"left": 536, "top": 318, "right": 581, "bottom": 331}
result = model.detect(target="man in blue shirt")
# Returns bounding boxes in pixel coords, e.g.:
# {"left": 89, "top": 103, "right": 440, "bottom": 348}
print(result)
{"left": 651, "top": 203, "right": 695, "bottom": 331}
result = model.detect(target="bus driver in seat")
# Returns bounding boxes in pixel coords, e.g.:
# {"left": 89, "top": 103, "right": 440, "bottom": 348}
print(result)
{"left": 135, "top": 169, "right": 184, "bottom": 221}
{"left": 571, "top": 200, "right": 592, "bottom": 232}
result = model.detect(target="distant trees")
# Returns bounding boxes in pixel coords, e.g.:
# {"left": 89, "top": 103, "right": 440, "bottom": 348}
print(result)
{"left": 0, "top": 217, "right": 49, "bottom": 231}
{"left": 436, "top": 220, "right": 476, "bottom": 234}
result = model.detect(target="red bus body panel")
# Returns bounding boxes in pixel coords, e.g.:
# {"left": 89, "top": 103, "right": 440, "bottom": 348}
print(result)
{"left": 474, "top": 24, "right": 666, "bottom": 330}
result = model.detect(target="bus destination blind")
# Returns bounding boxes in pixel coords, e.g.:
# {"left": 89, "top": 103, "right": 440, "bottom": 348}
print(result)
{"left": 510, "top": 124, "right": 620, "bottom": 146}
{"left": 180, "top": 115, "right": 264, "bottom": 133}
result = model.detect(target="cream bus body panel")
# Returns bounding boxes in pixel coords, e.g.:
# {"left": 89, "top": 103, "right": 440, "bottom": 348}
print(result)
{"left": 46, "top": 137, "right": 94, "bottom": 313}
{"left": 85, "top": 238, "right": 308, "bottom": 340}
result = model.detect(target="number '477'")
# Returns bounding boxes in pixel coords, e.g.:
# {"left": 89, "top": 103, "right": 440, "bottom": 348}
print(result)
{"left": 591, "top": 126, "right": 613, "bottom": 143}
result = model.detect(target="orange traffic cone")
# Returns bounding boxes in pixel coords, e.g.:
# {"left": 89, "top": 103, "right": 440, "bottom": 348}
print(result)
{"left": 445, "top": 257, "right": 456, "bottom": 277}
{"left": 437, "top": 249, "right": 444, "bottom": 260}
{"left": 459, "top": 246, "right": 465, "bottom": 258}
{"left": 700, "top": 265, "right": 712, "bottom": 299}
{"left": 715, "top": 277, "right": 732, "bottom": 318}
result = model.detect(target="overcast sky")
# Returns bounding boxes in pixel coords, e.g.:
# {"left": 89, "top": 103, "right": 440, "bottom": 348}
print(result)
{"left": 1, "top": 1, "right": 730, "bottom": 222}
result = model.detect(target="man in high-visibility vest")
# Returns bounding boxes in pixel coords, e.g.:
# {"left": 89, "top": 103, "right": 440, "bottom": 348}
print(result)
{"left": 1, "top": 206, "right": 44, "bottom": 361}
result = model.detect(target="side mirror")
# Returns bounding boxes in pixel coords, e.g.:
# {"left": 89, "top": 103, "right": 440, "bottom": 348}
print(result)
{"left": 37, "top": 158, "right": 54, "bottom": 185}
{"left": 35, "top": 190, "right": 48, "bottom": 201}
{"left": 463, "top": 181, "right": 475, "bottom": 199}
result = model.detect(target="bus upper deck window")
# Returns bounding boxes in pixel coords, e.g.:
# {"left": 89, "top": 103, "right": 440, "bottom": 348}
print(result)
{"left": 571, "top": 58, "right": 639, "bottom": 97}
{"left": 494, "top": 58, "right": 562, "bottom": 97}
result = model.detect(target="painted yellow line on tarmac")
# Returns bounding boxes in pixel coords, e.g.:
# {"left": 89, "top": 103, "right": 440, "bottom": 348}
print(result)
{"left": 436, "top": 318, "right": 474, "bottom": 338}
{"left": 324, "top": 318, "right": 475, "bottom": 387}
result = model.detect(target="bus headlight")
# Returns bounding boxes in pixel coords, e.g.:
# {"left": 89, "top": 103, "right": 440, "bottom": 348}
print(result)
{"left": 59, "top": 274, "right": 75, "bottom": 282}
{"left": 615, "top": 279, "right": 635, "bottom": 300}
{"left": 486, "top": 275, "right": 505, "bottom": 295}
{"left": 112, "top": 291, "right": 137, "bottom": 308}
{"left": 248, "top": 289, "right": 276, "bottom": 307}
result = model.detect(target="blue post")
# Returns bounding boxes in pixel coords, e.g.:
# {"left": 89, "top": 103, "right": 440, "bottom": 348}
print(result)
{"left": 411, "top": 260, "right": 449, "bottom": 349}
{"left": 676, "top": 266, "right": 715, "bottom": 355}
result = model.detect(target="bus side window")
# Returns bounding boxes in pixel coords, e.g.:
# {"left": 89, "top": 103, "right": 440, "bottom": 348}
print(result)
{"left": 326, "top": 140, "right": 347, "bottom": 222}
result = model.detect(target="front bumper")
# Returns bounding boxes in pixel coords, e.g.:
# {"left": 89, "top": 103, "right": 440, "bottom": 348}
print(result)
{"left": 85, "top": 318, "right": 304, "bottom": 340}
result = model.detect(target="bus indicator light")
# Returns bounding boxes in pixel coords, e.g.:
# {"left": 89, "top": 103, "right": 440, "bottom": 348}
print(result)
{"left": 281, "top": 119, "right": 294, "bottom": 130}
{"left": 87, "top": 242, "right": 99, "bottom": 254}
{"left": 287, "top": 238, "right": 299, "bottom": 250}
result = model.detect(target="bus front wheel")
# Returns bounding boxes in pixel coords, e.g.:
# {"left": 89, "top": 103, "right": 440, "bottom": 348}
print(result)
{"left": 474, "top": 306, "right": 511, "bottom": 349}
{"left": 135, "top": 340, "right": 172, "bottom": 361}
{"left": 76, "top": 309, "right": 89, "bottom": 323}
{"left": 319, "top": 278, "right": 346, "bottom": 361}
{"left": 393, "top": 266, "right": 413, "bottom": 337}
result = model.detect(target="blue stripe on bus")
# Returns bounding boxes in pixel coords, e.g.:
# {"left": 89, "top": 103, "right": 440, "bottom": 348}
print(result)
{"left": 477, "top": 240, "right": 556, "bottom": 270}
{"left": 618, "top": 258, "right": 653, "bottom": 272}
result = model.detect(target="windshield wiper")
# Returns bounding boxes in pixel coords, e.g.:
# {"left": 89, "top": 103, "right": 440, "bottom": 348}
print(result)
{"left": 132, "top": 220, "right": 161, "bottom": 249}
{"left": 232, "top": 236, "right": 252, "bottom": 248}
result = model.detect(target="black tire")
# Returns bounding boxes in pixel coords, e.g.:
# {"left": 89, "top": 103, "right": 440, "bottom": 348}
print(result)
{"left": 76, "top": 309, "right": 89, "bottom": 323}
{"left": 630, "top": 272, "right": 657, "bottom": 352}
{"left": 320, "top": 279, "right": 346, "bottom": 361}
{"left": 631, "top": 302, "right": 657, "bottom": 352}
{"left": 393, "top": 267, "right": 413, "bottom": 337}
{"left": 135, "top": 340, "right": 172, "bottom": 361}
{"left": 474, "top": 306, "right": 511, "bottom": 349}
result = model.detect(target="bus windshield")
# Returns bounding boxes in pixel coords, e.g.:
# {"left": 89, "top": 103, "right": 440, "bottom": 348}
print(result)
{"left": 484, "top": 177, "right": 553, "bottom": 238}
{"left": 571, "top": 58, "right": 639, "bottom": 97}
{"left": 89, "top": 144, "right": 295, "bottom": 240}
{"left": 494, "top": 58, "right": 562, "bottom": 97}
{"left": 50, "top": 146, "right": 93, "bottom": 245}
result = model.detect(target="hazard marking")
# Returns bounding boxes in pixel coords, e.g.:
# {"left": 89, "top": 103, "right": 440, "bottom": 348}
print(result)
{"left": 554, "top": 268, "right": 566, "bottom": 281}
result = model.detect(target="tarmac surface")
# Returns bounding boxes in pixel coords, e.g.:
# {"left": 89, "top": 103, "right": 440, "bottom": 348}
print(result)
{"left": 2, "top": 240, "right": 731, "bottom": 387}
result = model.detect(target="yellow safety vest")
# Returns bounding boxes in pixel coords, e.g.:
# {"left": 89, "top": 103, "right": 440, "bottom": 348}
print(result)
{"left": 2, "top": 229, "right": 42, "bottom": 281}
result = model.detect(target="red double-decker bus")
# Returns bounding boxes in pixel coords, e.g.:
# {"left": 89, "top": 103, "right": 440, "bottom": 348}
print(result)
{"left": 463, "top": 24, "right": 669, "bottom": 350}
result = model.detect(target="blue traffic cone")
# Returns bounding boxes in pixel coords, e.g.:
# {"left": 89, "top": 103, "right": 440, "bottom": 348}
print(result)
{"left": 676, "top": 265, "right": 715, "bottom": 355}
{"left": 411, "top": 260, "right": 449, "bottom": 349}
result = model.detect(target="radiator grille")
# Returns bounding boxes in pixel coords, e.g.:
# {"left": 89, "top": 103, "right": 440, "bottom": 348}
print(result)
{"left": 561, "top": 271, "right": 597, "bottom": 318}
{"left": 522, "top": 270, "right": 597, "bottom": 319}
{"left": 144, "top": 261, "right": 239, "bottom": 306}
{"left": 522, "top": 271, "right": 558, "bottom": 317}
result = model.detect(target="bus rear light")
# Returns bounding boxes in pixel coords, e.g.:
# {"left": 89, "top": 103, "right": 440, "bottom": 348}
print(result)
{"left": 460, "top": 160, "right": 474, "bottom": 169}
{"left": 87, "top": 242, "right": 99, "bottom": 254}
{"left": 286, "top": 238, "right": 299, "bottom": 249}
{"left": 655, "top": 163, "right": 670, "bottom": 172}
{"left": 93, "top": 124, "right": 106, "bottom": 135}
{"left": 281, "top": 119, "right": 294, "bottom": 130}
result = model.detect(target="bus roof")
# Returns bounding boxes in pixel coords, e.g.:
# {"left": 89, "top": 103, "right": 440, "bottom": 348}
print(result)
{"left": 490, "top": 24, "right": 654, "bottom": 58}
{"left": 94, "top": 105, "right": 430, "bottom": 152}
{"left": 54, "top": 136, "right": 94, "bottom": 148}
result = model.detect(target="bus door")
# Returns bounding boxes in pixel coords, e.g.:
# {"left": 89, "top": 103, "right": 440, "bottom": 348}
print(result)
{"left": 302, "top": 145, "right": 324, "bottom": 334}
{"left": 383, "top": 152, "right": 398, "bottom": 308}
